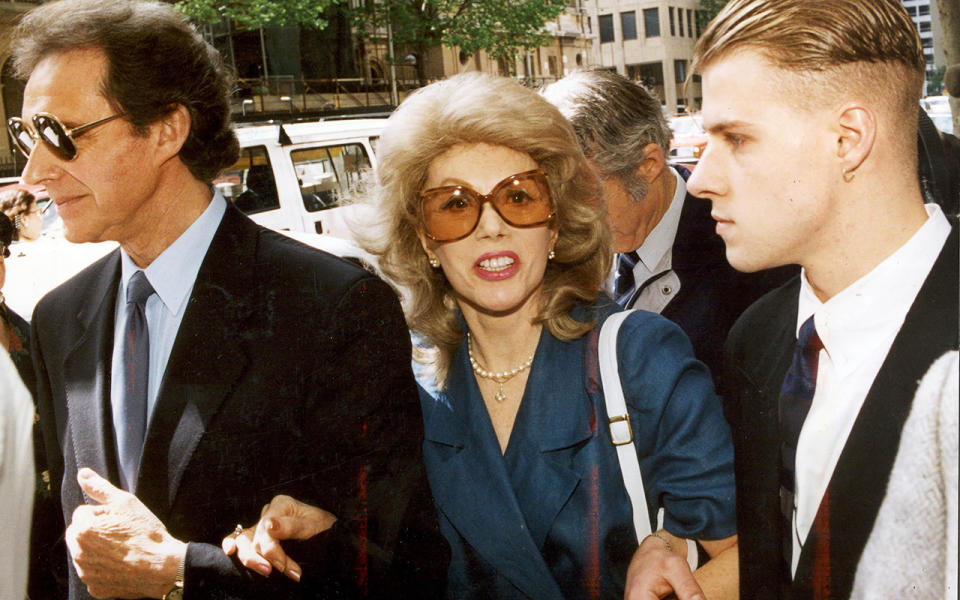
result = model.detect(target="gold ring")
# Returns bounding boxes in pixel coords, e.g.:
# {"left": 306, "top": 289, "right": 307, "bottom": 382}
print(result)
{"left": 233, "top": 523, "right": 243, "bottom": 537}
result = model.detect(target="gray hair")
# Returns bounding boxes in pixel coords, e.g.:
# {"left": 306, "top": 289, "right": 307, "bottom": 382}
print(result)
{"left": 541, "top": 69, "right": 671, "bottom": 203}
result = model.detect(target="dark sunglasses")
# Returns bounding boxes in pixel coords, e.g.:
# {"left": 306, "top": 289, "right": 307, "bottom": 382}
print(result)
{"left": 420, "top": 168, "right": 555, "bottom": 242}
{"left": 7, "top": 111, "right": 125, "bottom": 161}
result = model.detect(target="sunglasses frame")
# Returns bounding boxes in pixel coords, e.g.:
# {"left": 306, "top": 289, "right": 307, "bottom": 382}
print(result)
{"left": 420, "top": 168, "right": 556, "bottom": 243}
{"left": 7, "top": 111, "right": 125, "bottom": 161}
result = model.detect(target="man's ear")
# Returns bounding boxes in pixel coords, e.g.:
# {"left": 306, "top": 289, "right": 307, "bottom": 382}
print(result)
{"left": 835, "top": 104, "right": 876, "bottom": 179}
{"left": 153, "top": 104, "right": 191, "bottom": 164}
{"left": 638, "top": 143, "right": 667, "bottom": 184}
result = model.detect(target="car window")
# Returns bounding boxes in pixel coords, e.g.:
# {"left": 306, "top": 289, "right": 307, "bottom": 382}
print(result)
{"left": 292, "top": 143, "right": 371, "bottom": 212}
{"left": 213, "top": 145, "right": 280, "bottom": 214}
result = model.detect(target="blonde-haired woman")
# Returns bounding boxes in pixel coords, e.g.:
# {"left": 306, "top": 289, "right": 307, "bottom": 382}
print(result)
{"left": 225, "top": 73, "right": 738, "bottom": 599}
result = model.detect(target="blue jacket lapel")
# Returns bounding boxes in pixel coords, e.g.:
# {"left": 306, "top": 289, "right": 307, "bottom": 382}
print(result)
{"left": 506, "top": 331, "right": 595, "bottom": 549}
{"left": 422, "top": 343, "right": 564, "bottom": 599}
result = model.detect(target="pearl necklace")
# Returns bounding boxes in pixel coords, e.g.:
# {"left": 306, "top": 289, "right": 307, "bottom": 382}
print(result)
{"left": 466, "top": 332, "right": 535, "bottom": 403}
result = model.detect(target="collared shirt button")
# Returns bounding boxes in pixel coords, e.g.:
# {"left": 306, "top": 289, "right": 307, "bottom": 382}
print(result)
{"left": 661, "top": 285, "right": 672, "bottom": 295}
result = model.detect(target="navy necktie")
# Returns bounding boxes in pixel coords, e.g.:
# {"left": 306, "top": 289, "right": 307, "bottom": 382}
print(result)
{"left": 778, "top": 316, "right": 823, "bottom": 574}
{"left": 118, "top": 270, "right": 154, "bottom": 492}
{"left": 614, "top": 251, "right": 639, "bottom": 308}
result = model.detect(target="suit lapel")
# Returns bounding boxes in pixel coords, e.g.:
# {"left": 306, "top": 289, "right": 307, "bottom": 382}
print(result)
{"left": 509, "top": 330, "right": 593, "bottom": 549}
{"left": 795, "top": 224, "right": 958, "bottom": 598}
{"left": 64, "top": 251, "right": 122, "bottom": 490}
{"left": 135, "top": 208, "right": 254, "bottom": 518}
{"left": 423, "top": 343, "right": 565, "bottom": 599}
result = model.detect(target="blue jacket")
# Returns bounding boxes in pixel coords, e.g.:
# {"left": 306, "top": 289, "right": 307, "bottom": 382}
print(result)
{"left": 417, "top": 299, "right": 735, "bottom": 599}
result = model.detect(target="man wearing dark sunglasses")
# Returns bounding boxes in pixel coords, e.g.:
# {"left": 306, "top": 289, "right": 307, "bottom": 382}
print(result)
{"left": 14, "top": 1, "right": 441, "bottom": 599}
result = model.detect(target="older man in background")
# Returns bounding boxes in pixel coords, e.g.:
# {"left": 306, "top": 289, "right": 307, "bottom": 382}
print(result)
{"left": 543, "top": 70, "right": 794, "bottom": 389}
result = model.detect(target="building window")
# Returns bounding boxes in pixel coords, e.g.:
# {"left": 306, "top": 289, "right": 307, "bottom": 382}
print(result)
{"left": 587, "top": 16, "right": 592, "bottom": 34}
{"left": 677, "top": 8, "right": 684, "bottom": 37}
{"left": 628, "top": 62, "right": 664, "bottom": 89}
{"left": 919, "top": 21, "right": 931, "bottom": 33}
{"left": 599, "top": 14, "right": 615, "bottom": 43}
{"left": 918, "top": 4, "right": 929, "bottom": 16}
{"left": 669, "top": 7, "right": 676, "bottom": 36}
{"left": 621, "top": 11, "right": 638, "bottom": 40}
{"left": 695, "top": 10, "right": 701, "bottom": 37}
{"left": 644, "top": 8, "right": 660, "bottom": 38}
{"left": 687, "top": 9, "right": 693, "bottom": 37}
{"left": 576, "top": 53, "right": 583, "bottom": 66}
{"left": 675, "top": 59, "right": 688, "bottom": 84}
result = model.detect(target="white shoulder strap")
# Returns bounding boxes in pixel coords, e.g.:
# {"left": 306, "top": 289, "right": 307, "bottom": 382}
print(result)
{"left": 598, "top": 310, "right": 699, "bottom": 570}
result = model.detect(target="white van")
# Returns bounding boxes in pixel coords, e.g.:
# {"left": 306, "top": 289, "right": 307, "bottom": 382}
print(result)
{"left": 214, "top": 117, "right": 385, "bottom": 237}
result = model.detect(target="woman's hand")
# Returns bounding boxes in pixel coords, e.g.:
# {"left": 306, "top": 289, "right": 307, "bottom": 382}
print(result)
{"left": 221, "top": 495, "right": 338, "bottom": 582}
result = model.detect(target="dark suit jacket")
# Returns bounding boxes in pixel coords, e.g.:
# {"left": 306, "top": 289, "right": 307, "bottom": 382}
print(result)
{"left": 31, "top": 206, "right": 445, "bottom": 599}
{"left": 628, "top": 165, "right": 797, "bottom": 391}
{"left": 723, "top": 223, "right": 959, "bottom": 600}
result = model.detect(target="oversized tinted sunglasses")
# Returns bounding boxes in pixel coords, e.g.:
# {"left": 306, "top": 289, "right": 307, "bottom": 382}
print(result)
{"left": 420, "top": 169, "right": 555, "bottom": 242}
{"left": 7, "top": 111, "right": 125, "bottom": 161}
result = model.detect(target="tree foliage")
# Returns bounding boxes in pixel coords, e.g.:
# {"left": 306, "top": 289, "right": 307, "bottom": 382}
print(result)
{"left": 347, "top": 0, "right": 567, "bottom": 81}
{"left": 174, "top": 0, "right": 333, "bottom": 30}
{"left": 696, "top": 0, "right": 729, "bottom": 31}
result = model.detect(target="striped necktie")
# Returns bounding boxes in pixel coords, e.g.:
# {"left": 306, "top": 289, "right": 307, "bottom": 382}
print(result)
{"left": 118, "top": 270, "right": 155, "bottom": 492}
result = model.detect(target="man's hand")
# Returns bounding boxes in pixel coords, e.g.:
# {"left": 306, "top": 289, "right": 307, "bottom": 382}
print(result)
{"left": 65, "top": 468, "right": 186, "bottom": 599}
{"left": 221, "top": 494, "right": 337, "bottom": 583}
{"left": 625, "top": 530, "right": 705, "bottom": 600}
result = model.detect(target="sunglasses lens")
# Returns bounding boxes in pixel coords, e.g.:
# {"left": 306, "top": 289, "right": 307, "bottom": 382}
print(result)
{"left": 34, "top": 115, "right": 77, "bottom": 160}
{"left": 422, "top": 188, "right": 480, "bottom": 242}
{"left": 492, "top": 174, "right": 552, "bottom": 227}
{"left": 7, "top": 119, "right": 37, "bottom": 158}
{"left": 420, "top": 171, "right": 553, "bottom": 242}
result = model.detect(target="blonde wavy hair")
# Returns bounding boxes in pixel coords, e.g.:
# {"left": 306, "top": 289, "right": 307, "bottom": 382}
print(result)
{"left": 351, "top": 73, "right": 612, "bottom": 387}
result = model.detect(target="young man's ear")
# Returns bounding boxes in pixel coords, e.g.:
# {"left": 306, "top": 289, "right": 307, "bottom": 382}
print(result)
{"left": 835, "top": 104, "right": 876, "bottom": 180}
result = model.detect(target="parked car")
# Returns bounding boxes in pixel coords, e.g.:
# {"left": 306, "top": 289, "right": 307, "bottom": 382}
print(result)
{"left": 668, "top": 114, "right": 707, "bottom": 166}
{"left": 215, "top": 116, "right": 385, "bottom": 237}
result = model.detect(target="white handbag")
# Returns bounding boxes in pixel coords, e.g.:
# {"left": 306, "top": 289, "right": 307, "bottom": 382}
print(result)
{"left": 598, "top": 310, "right": 699, "bottom": 571}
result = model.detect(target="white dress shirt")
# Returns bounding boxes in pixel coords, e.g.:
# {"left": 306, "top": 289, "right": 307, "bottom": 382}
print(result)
{"left": 789, "top": 203, "right": 951, "bottom": 574}
{"left": 616, "top": 167, "right": 686, "bottom": 312}
{"left": 110, "top": 193, "right": 226, "bottom": 489}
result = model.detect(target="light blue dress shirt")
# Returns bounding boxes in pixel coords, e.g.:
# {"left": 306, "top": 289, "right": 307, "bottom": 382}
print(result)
{"left": 109, "top": 192, "right": 226, "bottom": 489}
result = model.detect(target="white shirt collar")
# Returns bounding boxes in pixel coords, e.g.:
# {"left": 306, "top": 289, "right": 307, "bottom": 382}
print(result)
{"left": 636, "top": 167, "right": 686, "bottom": 272}
{"left": 797, "top": 203, "right": 951, "bottom": 371}
{"left": 119, "top": 191, "right": 227, "bottom": 315}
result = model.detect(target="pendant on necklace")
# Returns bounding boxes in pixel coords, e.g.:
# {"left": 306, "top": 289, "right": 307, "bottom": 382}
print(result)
{"left": 495, "top": 383, "right": 507, "bottom": 403}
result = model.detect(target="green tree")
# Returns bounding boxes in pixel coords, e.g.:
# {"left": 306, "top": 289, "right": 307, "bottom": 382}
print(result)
{"left": 929, "top": 65, "right": 947, "bottom": 94}
{"left": 696, "top": 0, "right": 729, "bottom": 31}
{"left": 174, "top": 0, "right": 333, "bottom": 30}
{"left": 347, "top": 0, "right": 568, "bottom": 86}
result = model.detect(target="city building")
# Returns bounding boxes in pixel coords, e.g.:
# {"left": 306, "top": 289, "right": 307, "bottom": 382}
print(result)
{"left": 586, "top": 0, "right": 703, "bottom": 114}
{"left": 901, "top": 0, "right": 944, "bottom": 95}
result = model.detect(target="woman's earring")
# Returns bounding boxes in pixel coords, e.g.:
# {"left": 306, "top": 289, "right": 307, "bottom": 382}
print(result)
{"left": 842, "top": 168, "right": 855, "bottom": 183}
{"left": 548, "top": 250, "right": 555, "bottom": 260}
{"left": 429, "top": 257, "right": 440, "bottom": 268}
